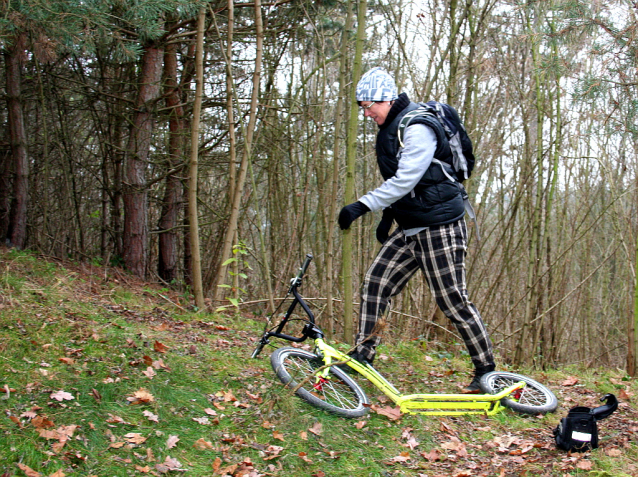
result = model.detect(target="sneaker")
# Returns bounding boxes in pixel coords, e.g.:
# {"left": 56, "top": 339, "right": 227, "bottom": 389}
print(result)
{"left": 462, "top": 364, "right": 495, "bottom": 394}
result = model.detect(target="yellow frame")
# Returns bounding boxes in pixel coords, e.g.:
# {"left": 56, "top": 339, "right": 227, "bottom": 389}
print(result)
{"left": 313, "top": 338, "right": 524, "bottom": 416}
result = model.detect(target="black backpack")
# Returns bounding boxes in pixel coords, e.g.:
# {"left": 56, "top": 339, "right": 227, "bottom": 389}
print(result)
{"left": 553, "top": 394, "right": 618, "bottom": 452}
{"left": 397, "top": 101, "right": 475, "bottom": 182}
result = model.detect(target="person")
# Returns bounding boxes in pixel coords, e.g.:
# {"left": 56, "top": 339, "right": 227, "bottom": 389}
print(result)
{"left": 338, "top": 67, "right": 495, "bottom": 393}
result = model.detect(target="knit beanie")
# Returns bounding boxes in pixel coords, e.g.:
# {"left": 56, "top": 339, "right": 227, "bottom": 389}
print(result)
{"left": 355, "top": 67, "right": 398, "bottom": 102}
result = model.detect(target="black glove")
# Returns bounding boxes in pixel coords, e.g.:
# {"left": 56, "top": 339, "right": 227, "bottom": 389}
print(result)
{"left": 338, "top": 201, "right": 370, "bottom": 230}
{"left": 376, "top": 208, "right": 394, "bottom": 244}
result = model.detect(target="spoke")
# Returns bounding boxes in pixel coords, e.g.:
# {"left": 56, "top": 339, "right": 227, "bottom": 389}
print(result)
{"left": 285, "top": 356, "right": 360, "bottom": 410}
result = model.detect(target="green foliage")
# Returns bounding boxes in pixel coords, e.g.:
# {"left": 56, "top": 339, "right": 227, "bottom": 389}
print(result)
{"left": 216, "top": 242, "right": 253, "bottom": 312}
{"left": 0, "top": 0, "right": 208, "bottom": 60}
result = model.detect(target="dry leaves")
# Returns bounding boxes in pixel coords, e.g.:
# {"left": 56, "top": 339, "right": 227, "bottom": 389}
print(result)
{"left": 127, "top": 388, "right": 154, "bottom": 405}
{"left": 193, "top": 438, "right": 213, "bottom": 450}
{"left": 153, "top": 341, "right": 169, "bottom": 353}
{"left": 124, "top": 433, "right": 147, "bottom": 445}
{"left": 308, "top": 422, "right": 322, "bottom": 436}
{"left": 166, "top": 435, "right": 180, "bottom": 449}
{"left": 143, "top": 410, "right": 159, "bottom": 423}
{"left": 49, "top": 390, "right": 74, "bottom": 401}
{"left": 370, "top": 404, "right": 402, "bottom": 421}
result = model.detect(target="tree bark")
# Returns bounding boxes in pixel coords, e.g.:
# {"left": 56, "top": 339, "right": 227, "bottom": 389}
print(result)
{"left": 159, "top": 21, "right": 186, "bottom": 284}
{"left": 326, "top": 4, "right": 354, "bottom": 340}
{"left": 4, "top": 32, "right": 29, "bottom": 250}
{"left": 342, "top": 0, "right": 367, "bottom": 344}
{"left": 123, "top": 43, "right": 163, "bottom": 278}
{"left": 213, "top": 0, "right": 263, "bottom": 304}
{"left": 188, "top": 7, "right": 206, "bottom": 310}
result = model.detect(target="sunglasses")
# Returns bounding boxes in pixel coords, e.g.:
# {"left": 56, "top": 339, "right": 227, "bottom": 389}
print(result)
{"left": 360, "top": 101, "right": 376, "bottom": 111}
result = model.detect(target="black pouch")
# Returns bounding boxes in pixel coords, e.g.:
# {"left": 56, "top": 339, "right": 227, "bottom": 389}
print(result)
{"left": 553, "top": 394, "right": 618, "bottom": 452}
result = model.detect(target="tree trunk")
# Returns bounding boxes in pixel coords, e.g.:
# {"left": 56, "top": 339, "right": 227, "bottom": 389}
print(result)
{"left": 123, "top": 43, "right": 163, "bottom": 278}
{"left": 159, "top": 22, "right": 186, "bottom": 284}
{"left": 326, "top": 4, "right": 354, "bottom": 340}
{"left": 188, "top": 8, "right": 206, "bottom": 310}
{"left": 213, "top": 0, "right": 263, "bottom": 304}
{"left": 342, "top": 0, "right": 367, "bottom": 344}
{"left": 4, "top": 33, "right": 29, "bottom": 250}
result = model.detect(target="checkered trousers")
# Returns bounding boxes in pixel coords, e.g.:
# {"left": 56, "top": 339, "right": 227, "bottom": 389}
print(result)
{"left": 354, "top": 219, "right": 494, "bottom": 368}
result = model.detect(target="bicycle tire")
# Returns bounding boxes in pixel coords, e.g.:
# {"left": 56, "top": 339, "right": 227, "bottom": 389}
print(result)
{"left": 270, "top": 347, "right": 369, "bottom": 418}
{"left": 479, "top": 371, "right": 558, "bottom": 415}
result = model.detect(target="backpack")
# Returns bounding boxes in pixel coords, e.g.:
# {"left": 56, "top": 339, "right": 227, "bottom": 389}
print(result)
{"left": 553, "top": 394, "right": 618, "bottom": 452}
{"left": 397, "top": 101, "right": 475, "bottom": 182}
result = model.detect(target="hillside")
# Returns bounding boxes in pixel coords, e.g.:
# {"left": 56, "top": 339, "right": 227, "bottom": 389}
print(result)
{"left": 0, "top": 247, "right": 637, "bottom": 477}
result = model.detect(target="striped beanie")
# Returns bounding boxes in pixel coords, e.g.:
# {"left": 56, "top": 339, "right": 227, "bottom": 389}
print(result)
{"left": 355, "top": 67, "right": 398, "bottom": 102}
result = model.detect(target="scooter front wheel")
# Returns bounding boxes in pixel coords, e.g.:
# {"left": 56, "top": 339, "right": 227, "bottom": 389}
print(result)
{"left": 270, "top": 347, "right": 369, "bottom": 418}
{"left": 479, "top": 371, "right": 558, "bottom": 415}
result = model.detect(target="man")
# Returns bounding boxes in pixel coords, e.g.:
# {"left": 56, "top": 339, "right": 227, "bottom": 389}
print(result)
{"left": 338, "top": 67, "right": 495, "bottom": 393}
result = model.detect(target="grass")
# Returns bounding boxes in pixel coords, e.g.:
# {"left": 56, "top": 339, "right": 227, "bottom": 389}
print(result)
{"left": 1, "top": 247, "right": 637, "bottom": 477}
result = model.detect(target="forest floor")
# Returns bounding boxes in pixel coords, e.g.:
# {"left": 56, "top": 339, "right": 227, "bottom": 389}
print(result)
{"left": 0, "top": 246, "right": 637, "bottom": 477}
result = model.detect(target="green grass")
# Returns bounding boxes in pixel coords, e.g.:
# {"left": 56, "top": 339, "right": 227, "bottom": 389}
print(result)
{"left": 1, "top": 248, "right": 637, "bottom": 477}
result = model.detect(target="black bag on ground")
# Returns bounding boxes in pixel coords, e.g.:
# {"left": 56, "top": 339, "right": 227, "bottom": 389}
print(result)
{"left": 553, "top": 394, "right": 618, "bottom": 452}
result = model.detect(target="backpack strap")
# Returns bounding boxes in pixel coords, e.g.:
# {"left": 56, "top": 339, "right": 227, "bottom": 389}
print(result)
{"left": 397, "top": 108, "right": 434, "bottom": 148}
{"left": 398, "top": 108, "right": 481, "bottom": 241}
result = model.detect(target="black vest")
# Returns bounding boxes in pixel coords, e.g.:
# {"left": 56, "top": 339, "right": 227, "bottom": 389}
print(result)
{"left": 376, "top": 100, "right": 466, "bottom": 229}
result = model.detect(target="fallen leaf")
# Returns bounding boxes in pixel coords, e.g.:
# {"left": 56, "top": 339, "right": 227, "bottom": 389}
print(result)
{"left": 193, "top": 438, "right": 213, "bottom": 450}
{"left": 127, "top": 389, "right": 154, "bottom": 405}
{"left": 618, "top": 388, "right": 632, "bottom": 400}
{"left": 135, "top": 465, "right": 150, "bottom": 473}
{"left": 90, "top": 388, "right": 101, "bottom": 402}
{"left": 298, "top": 452, "right": 312, "bottom": 463}
{"left": 58, "top": 357, "right": 74, "bottom": 365}
{"left": 16, "top": 463, "right": 41, "bottom": 477}
{"left": 166, "top": 435, "right": 179, "bottom": 449}
{"left": 308, "top": 422, "right": 322, "bottom": 436}
{"left": 142, "top": 367, "right": 156, "bottom": 379}
{"left": 387, "top": 451, "right": 411, "bottom": 463}
{"left": 31, "top": 416, "right": 55, "bottom": 429}
{"left": 223, "top": 390, "right": 237, "bottom": 402}
{"left": 143, "top": 410, "right": 159, "bottom": 423}
{"left": 50, "top": 390, "right": 74, "bottom": 401}
{"left": 9, "top": 415, "right": 22, "bottom": 427}
{"left": 156, "top": 456, "right": 182, "bottom": 472}
{"left": 355, "top": 421, "right": 366, "bottom": 429}
{"left": 606, "top": 448, "right": 622, "bottom": 457}
{"left": 576, "top": 460, "right": 593, "bottom": 470}
{"left": 273, "top": 430, "right": 285, "bottom": 441}
{"left": 106, "top": 414, "right": 127, "bottom": 424}
{"left": 109, "top": 442, "right": 125, "bottom": 449}
{"left": 371, "top": 404, "right": 402, "bottom": 421}
{"left": 561, "top": 376, "right": 579, "bottom": 386}
{"left": 49, "top": 470, "right": 66, "bottom": 477}
{"left": 405, "top": 436, "right": 419, "bottom": 450}
{"left": 124, "top": 433, "right": 147, "bottom": 445}
{"left": 153, "top": 341, "right": 168, "bottom": 353}
{"left": 192, "top": 417, "right": 210, "bottom": 425}
{"left": 152, "top": 358, "right": 170, "bottom": 370}
{"left": 204, "top": 408, "right": 217, "bottom": 416}
{"left": 421, "top": 448, "right": 442, "bottom": 462}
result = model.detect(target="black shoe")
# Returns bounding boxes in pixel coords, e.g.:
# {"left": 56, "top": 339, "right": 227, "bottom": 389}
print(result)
{"left": 462, "top": 364, "right": 495, "bottom": 394}
{"left": 334, "top": 351, "right": 374, "bottom": 374}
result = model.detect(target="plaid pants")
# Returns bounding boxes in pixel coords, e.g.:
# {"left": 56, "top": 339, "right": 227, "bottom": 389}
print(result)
{"left": 355, "top": 219, "right": 494, "bottom": 368}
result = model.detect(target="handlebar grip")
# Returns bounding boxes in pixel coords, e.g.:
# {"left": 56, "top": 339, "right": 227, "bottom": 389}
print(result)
{"left": 300, "top": 253, "right": 313, "bottom": 275}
